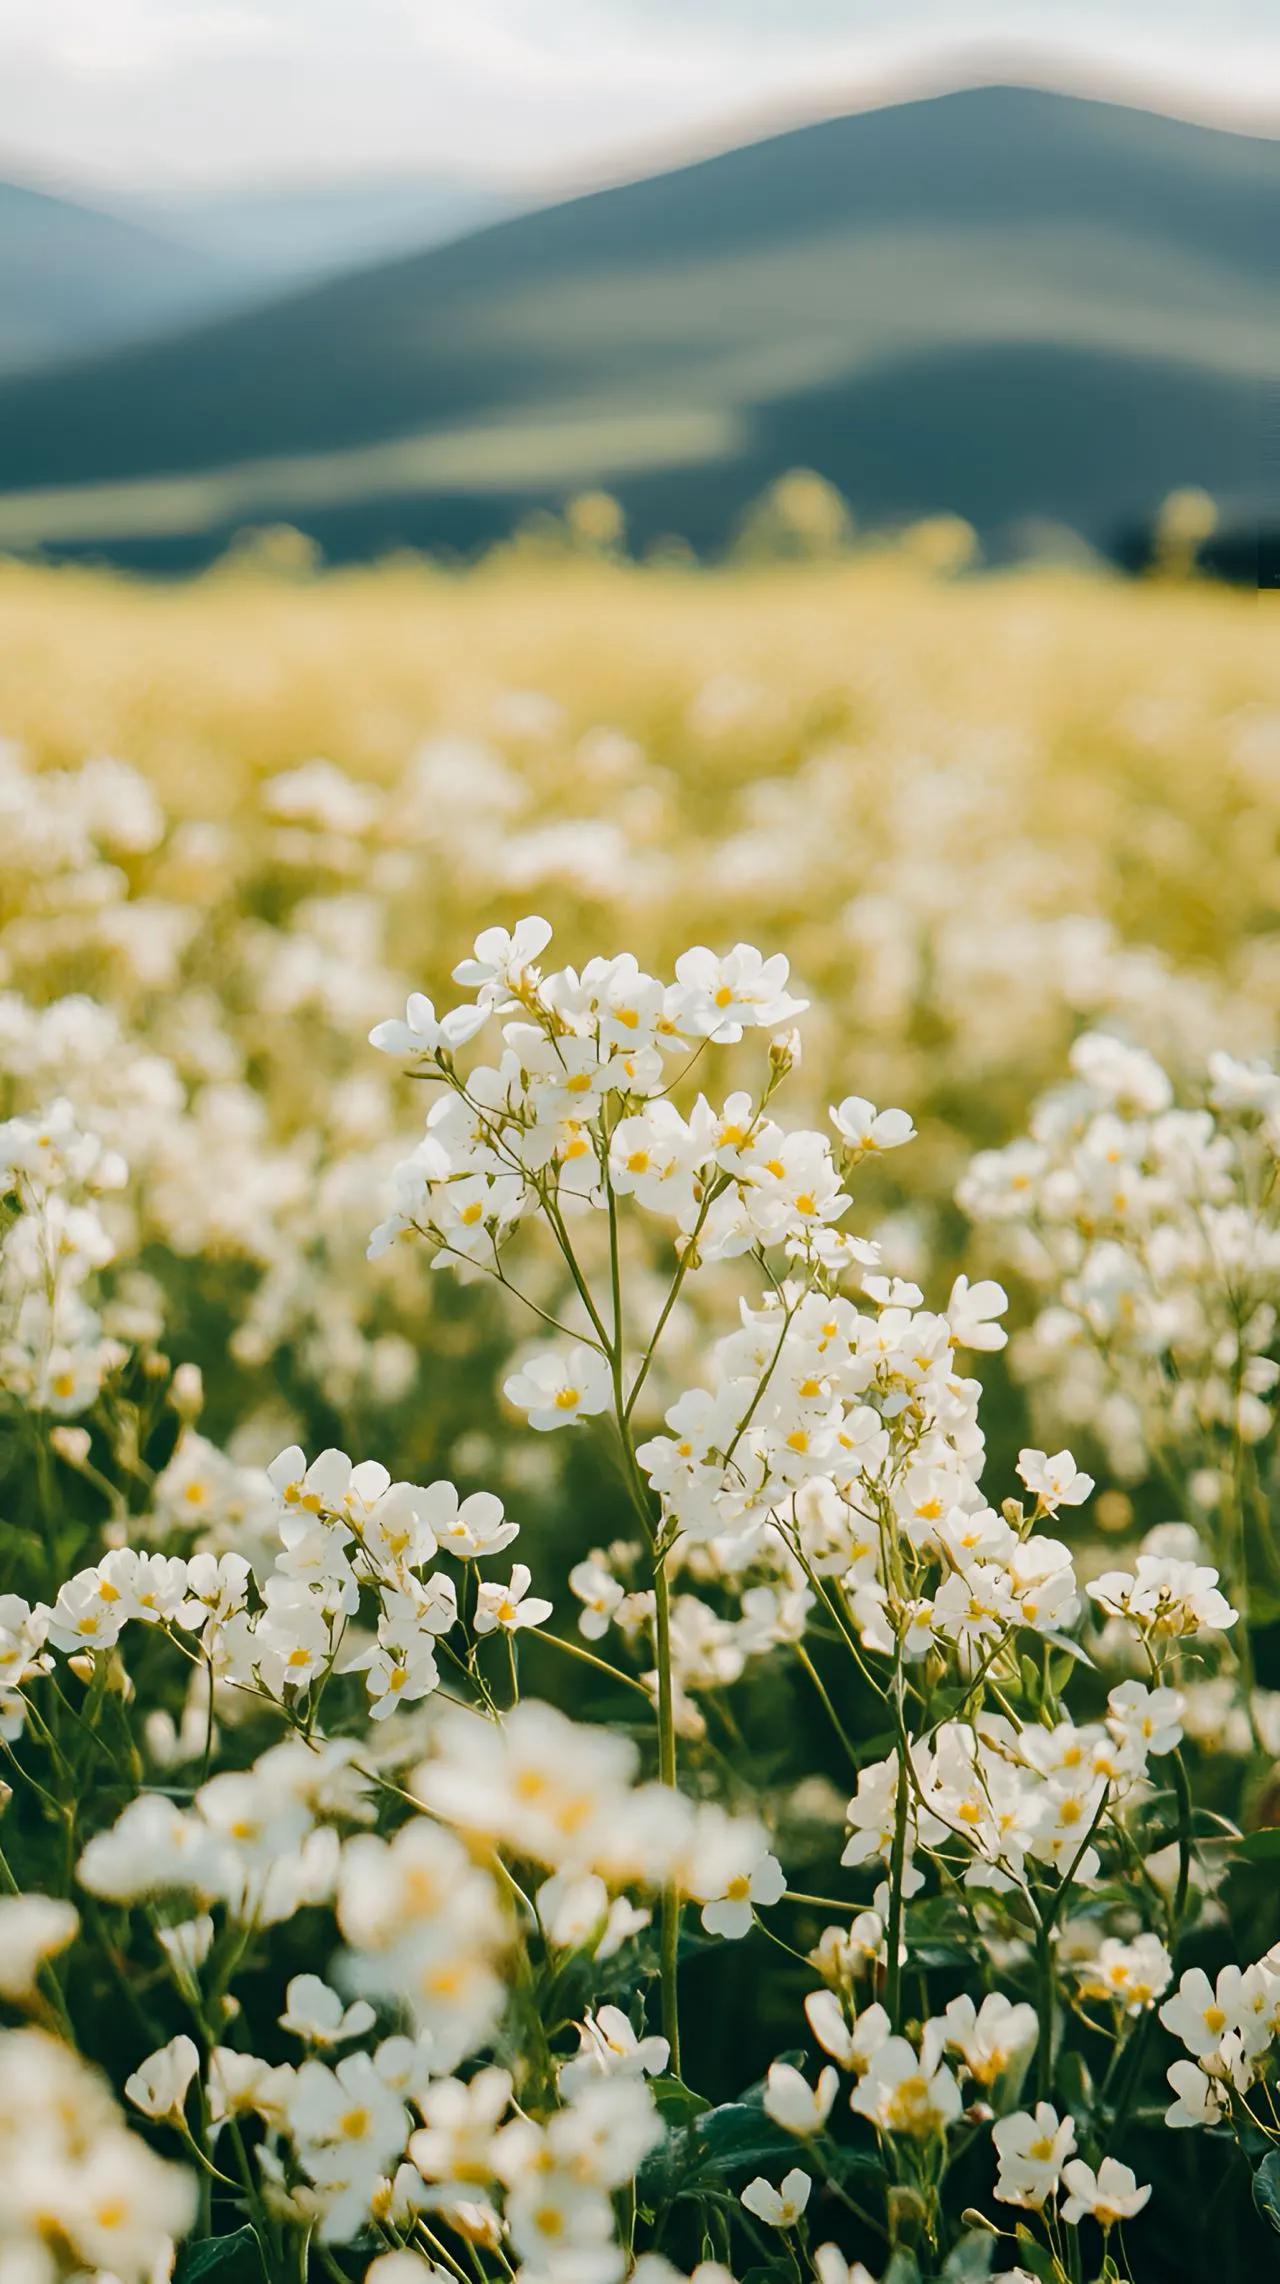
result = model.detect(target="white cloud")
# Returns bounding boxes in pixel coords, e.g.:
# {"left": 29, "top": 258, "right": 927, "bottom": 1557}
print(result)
{"left": 0, "top": 0, "right": 1274, "bottom": 189}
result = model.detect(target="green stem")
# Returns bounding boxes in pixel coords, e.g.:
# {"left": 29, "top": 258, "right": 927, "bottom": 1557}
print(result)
{"left": 531, "top": 1625, "right": 652, "bottom": 1702}
{"left": 884, "top": 1724, "right": 910, "bottom": 2031}
{"left": 1034, "top": 1911, "right": 1055, "bottom": 2102}
{"left": 1171, "top": 1748, "right": 1194, "bottom": 1937}
{"left": 792, "top": 1643, "right": 863, "bottom": 1770}
{"left": 653, "top": 1546, "right": 682, "bottom": 2075}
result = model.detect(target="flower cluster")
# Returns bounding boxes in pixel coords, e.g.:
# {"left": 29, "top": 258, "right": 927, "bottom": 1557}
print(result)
{"left": 959, "top": 1033, "right": 1280, "bottom": 1489}
{"left": 36, "top": 1440, "right": 538, "bottom": 1734}
{"left": 0, "top": 2026, "right": 195, "bottom": 2282}
{"left": 0, "top": 1097, "right": 128, "bottom": 1416}
{"left": 1161, "top": 1952, "right": 1280, "bottom": 2132}
{"left": 1, "top": 889, "right": 1277, "bottom": 2284}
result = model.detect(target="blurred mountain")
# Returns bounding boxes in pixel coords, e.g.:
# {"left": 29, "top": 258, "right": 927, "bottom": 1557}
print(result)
{"left": 115, "top": 175, "right": 513, "bottom": 291}
{"left": 0, "top": 178, "right": 249, "bottom": 375}
{"left": 0, "top": 86, "right": 1271, "bottom": 567}
{"left": 0, "top": 169, "right": 512, "bottom": 377}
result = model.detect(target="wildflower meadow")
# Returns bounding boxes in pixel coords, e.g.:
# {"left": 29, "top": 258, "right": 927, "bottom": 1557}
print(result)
{"left": 1, "top": 546, "right": 1278, "bottom": 2284}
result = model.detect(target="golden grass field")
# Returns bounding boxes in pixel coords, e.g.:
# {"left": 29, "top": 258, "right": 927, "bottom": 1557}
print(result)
{"left": 4, "top": 545, "right": 1275, "bottom": 1468}
{"left": 5, "top": 549, "right": 1275, "bottom": 1058}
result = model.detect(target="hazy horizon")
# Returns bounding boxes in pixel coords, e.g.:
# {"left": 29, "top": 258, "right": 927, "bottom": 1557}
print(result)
{"left": 1, "top": 3, "right": 1276, "bottom": 201}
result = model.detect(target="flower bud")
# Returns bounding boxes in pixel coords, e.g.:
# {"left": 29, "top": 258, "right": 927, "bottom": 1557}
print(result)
{"left": 49, "top": 1425, "right": 91, "bottom": 1466}
{"left": 169, "top": 1362, "right": 204, "bottom": 1423}
{"left": 886, "top": 2184, "right": 928, "bottom": 2247}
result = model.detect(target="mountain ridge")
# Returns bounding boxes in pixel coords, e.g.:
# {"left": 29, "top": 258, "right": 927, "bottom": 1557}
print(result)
{"left": 0, "top": 85, "right": 1270, "bottom": 566}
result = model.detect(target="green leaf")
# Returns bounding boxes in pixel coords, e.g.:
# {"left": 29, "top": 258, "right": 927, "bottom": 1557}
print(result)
{"left": 942, "top": 2233, "right": 996, "bottom": 2281}
{"left": 174, "top": 2231, "right": 262, "bottom": 2283}
{"left": 1253, "top": 2149, "right": 1280, "bottom": 2234}
{"left": 1055, "top": 2045, "right": 1095, "bottom": 2121}
{"left": 1013, "top": 2224, "right": 1065, "bottom": 2284}
{"left": 1237, "top": 1828, "right": 1280, "bottom": 1864}
{"left": 883, "top": 2254, "right": 923, "bottom": 2284}
{"left": 1047, "top": 1632, "right": 1095, "bottom": 1671}
{"left": 648, "top": 2073, "right": 711, "bottom": 2129}
{"left": 685, "top": 2100, "right": 805, "bottom": 2177}
{"left": 910, "top": 1940, "right": 979, "bottom": 1970}
{"left": 638, "top": 2084, "right": 878, "bottom": 2213}
{"left": 1242, "top": 1583, "right": 1280, "bottom": 1628}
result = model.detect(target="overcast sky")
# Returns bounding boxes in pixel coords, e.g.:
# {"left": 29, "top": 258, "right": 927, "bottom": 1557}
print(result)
{"left": 1, "top": 0, "right": 1276, "bottom": 193}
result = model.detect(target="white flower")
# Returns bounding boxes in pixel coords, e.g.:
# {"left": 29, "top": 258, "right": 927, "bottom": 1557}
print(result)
{"left": 698, "top": 1846, "right": 786, "bottom": 1939}
{"left": 473, "top": 1562, "right": 554, "bottom": 1635}
{"left": 1208, "top": 1050, "right": 1280, "bottom": 1116}
{"left": 279, "top": 1974, "right": 377, "bottom": 2048}
{"left": 932, "top": 1560, "right": 1018, "bottom": 1653}
{"left": 762, "top": 2061, "right": 838, "bottom": 2135}
{"left": 369, "top": 992, "right": 485, "bottom": 1057}
{"left": 1059, "top": 2155, "right": 1151, "bottom": 2227}
{"left": 740, "top": 2166, "right": 812, "bottom": 2227}
{"left": 804, "top": 1988, "right": 858, "bottom": 2069}
{"left": 504, "top": 1343, "right": 613, "bottom": 1431}
{"left": 673, "top": 943, "right": 807, "bottom": 1042}
{"left": 992, "top": 2102, "right": 1076, "bottom": 2208}
{"left": 288, "top": 2048, "right": 408, "bottom": 2179}
{"left": 1076, "top": 1933, "right": 1172, "bottom": 2015}
{"left": 1069, "top": 1032, "right": 1172, "bottom": 1114}
{"left": 1088, "top": 1555, "right": 1238, "bottom": 1639}
{"left": 942, "top": 1991, "right": 1037, "bottom": 2087}
{"left": 365, "top": 2255, "right": 456, "bottom": 2284}
{"left": 830, "top": 1096, "right": 916, "bottom": 1153}
{"left": 559, "top": 2006, "right": 669, "bottom": 2096}
{"left": 1017, "top": 1448, "right": 1095, "bottom": 1511}
{"left": 69, "top": 2124, "right": 198, "bottom": 2272}
{"left": 849, "top": 2029, "right": 961, "bottom": 2138}
{"left": 1158, "top": 1965, "right": 1244, "bottom": 2060}
{"left": 422, "top": 1483, "right": 519, "bottom": 1560}
{"left": 124, "top": 2033, "right": 201, "bottom": 2123}
{"left": 1106, "top": 1678, "right": 1183, "bottom": 1757}
{"left": 1165, "top": 2056, "right": 1232, "bottom": 2128}
{"left": 946, "top": 1274, "right": 1008, "bottom": 1351}
{"left": 813, "top": 2249, "right": 878, "bottom": 2284}
{"left": 208, "top": 2046, "right": 297, "bottom": 2131}
{"left": 0, "top": 1892, "right": 78, "bottom": 1999}
{"left": 413, "top": 1699, "right": 639, "bottom": 1877}
{"left": 156, "top": 1915, "right": 215, "bottom": 1977}
{"left": 409, "top": 2065, "right": 513, "bottom": 2198}
{"left": 569, "top": 1557, "right": 625, "bottom": 1641}
{"left": 345, "top": 1607, "right": 445, "bottom": 1719}
{"left": 453, "top": 915, "right": 553, "bottom": 1007}
{"left": 179, "top": 1550, "right": 252, "bottom": 1632}
{"left": 78, "top": 1793, "right": 218, "bottom": 1903}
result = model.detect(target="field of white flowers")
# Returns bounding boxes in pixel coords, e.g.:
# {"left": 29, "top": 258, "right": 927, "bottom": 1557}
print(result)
{"left": 1, "top": 549, "right": 1278, "bottom": 2284}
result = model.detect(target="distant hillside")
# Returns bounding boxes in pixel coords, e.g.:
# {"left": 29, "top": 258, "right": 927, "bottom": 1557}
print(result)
{"left": 0, "top": 87, "right": 1271, "bottom": 566}
{"left": 0, "top": 178, "right": 249, "bottom": 375}
{"left": 117, "top": 174, "right": 513, "bottom": 290}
